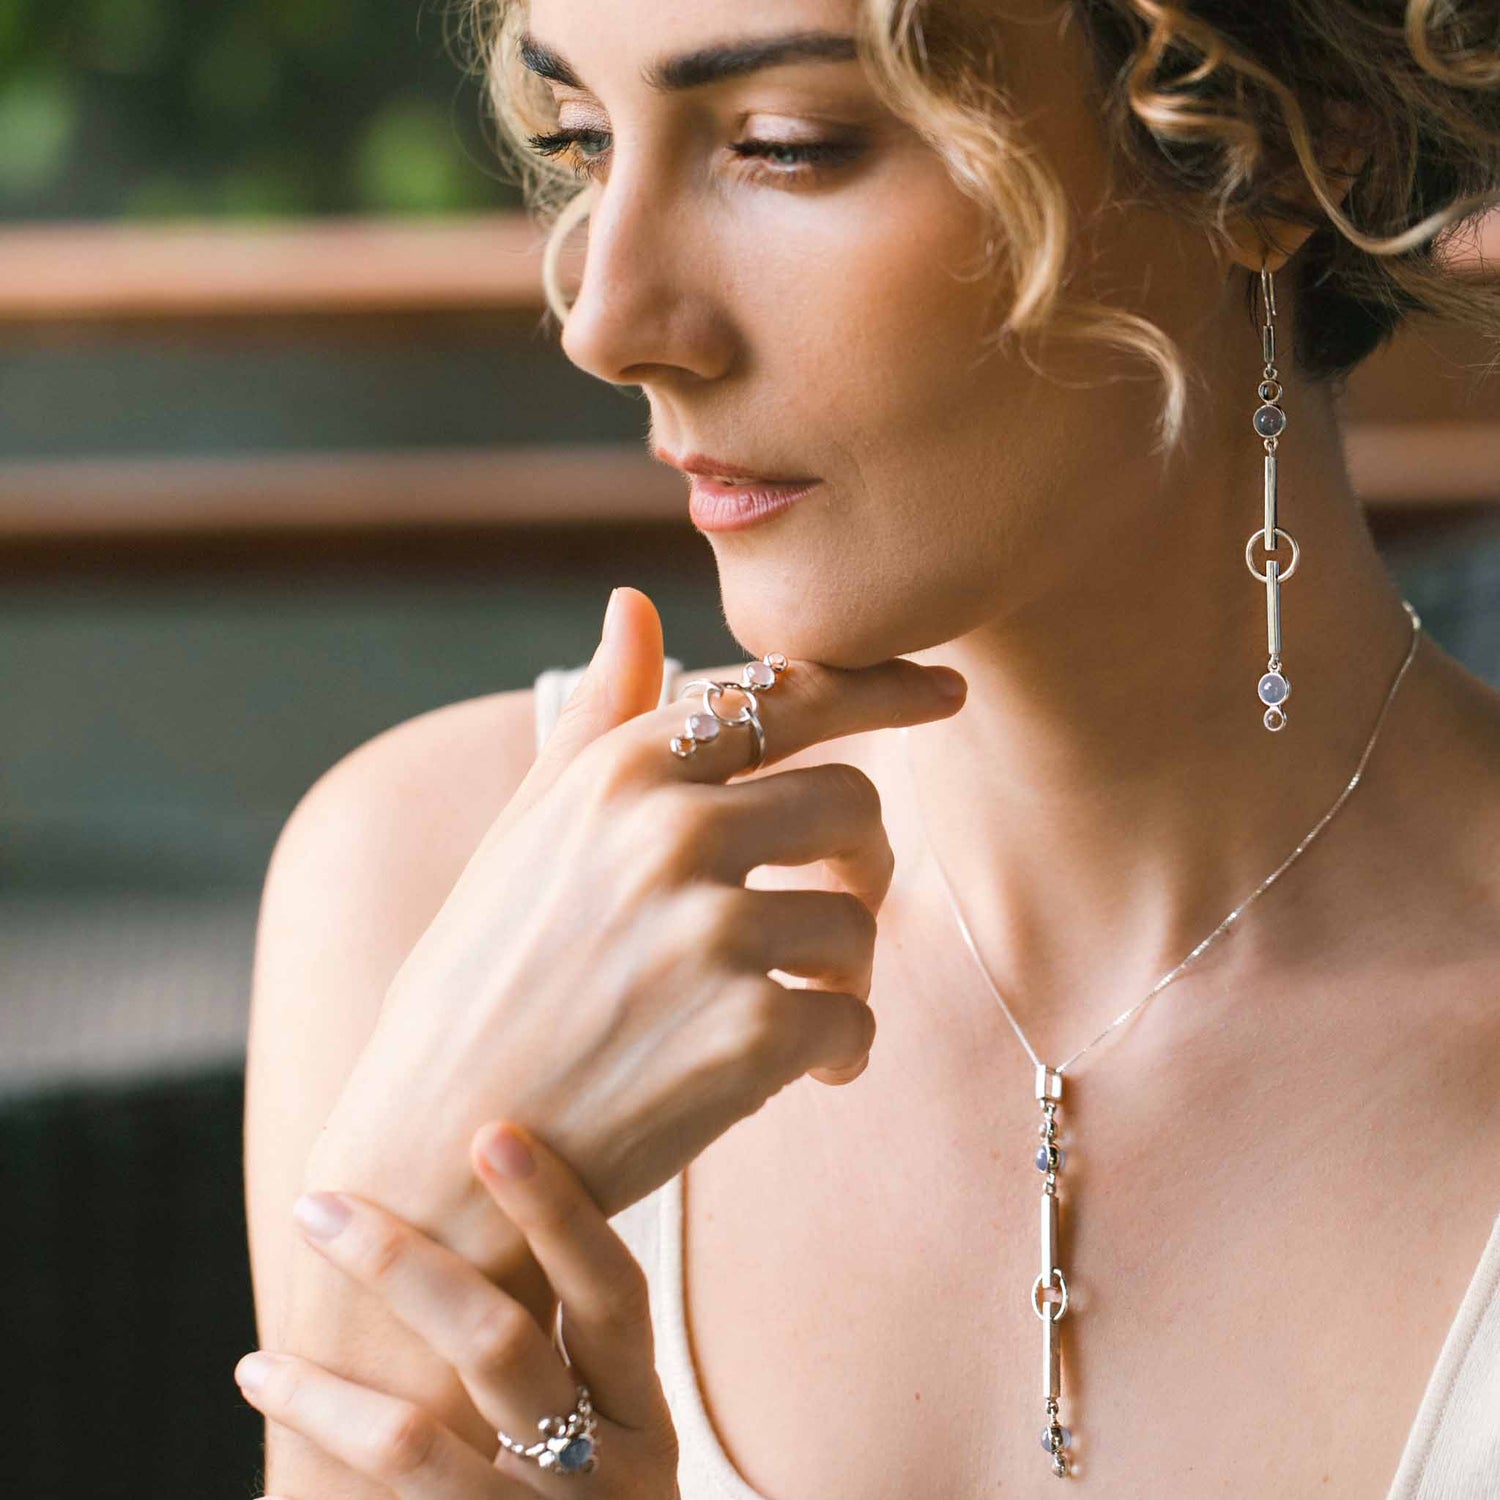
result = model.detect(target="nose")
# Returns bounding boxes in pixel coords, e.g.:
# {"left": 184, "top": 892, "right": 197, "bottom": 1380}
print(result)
{"left": 558, "top": 170, "right": 737, "bottom": 389}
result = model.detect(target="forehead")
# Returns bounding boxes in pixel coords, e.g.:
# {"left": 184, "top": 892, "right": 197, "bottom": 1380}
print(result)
{"left": 526, "top": 0, "right": 865, "bottom": 79}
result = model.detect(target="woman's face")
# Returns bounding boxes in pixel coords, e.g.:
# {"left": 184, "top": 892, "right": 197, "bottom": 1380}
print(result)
{"left": 528, "top": 0, "right": 1229, "bottom": 664}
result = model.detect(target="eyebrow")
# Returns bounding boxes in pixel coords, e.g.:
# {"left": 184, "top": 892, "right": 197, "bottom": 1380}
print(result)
{"left": 517, "top": 29, "right": 859, "bottom": 93}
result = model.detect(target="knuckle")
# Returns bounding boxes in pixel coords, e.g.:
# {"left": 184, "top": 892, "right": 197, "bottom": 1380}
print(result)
{"left": 681, "top": 883, "right": 751, "bottom": 963}
{"left": 823, "top": 761, "right": 882, "bottom": 820}
{"left": 653, "top": 782, "right": 721, "bottom": 850}
{"left": 349, "top": 1221, "right": 406, "bottom": 1285}
{"left": 573, "top": 730, "right": 651, "bottom": 804}
{"left": 260, "top": 1357, "right": 303, "bottom": 1413}
{"left": 722, "top": 976, "right": 794, "bottom": 1069}
{"left": 637, "top": 786, "right": 721, "bottom": 881}
{"left": 366, "top": 1402, "right": 440, "bottom": 1478}
{"left": 836, "top": 888, "right": 879, "bottom": 945}
{"left": 527, "top": 1182, "right": 590, "bottom": 1239}
{"left": 459, "top": 1297, "right": 534, "bottom": 1378}
{"left": 595, "top": 1255, "right": 653, "bottom": 1336}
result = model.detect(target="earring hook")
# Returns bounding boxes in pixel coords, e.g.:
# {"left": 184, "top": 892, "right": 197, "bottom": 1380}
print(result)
{"left": 1258, "top": 260, "right": 1277, "bottom": 324}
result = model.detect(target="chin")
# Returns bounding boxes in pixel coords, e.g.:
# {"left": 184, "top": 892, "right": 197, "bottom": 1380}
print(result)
{"left": 716, "top": 572, "right": 908, "bottom": 671}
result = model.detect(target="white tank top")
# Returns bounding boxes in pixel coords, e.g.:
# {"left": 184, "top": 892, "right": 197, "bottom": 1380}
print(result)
{"left": 532, "top": 662, "right": 1500, "bottom": 1499}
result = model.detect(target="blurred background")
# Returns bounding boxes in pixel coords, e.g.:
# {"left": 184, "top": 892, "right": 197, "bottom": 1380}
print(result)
{"left": 0, "top": 2, "right": 1495, "bottom": 1495}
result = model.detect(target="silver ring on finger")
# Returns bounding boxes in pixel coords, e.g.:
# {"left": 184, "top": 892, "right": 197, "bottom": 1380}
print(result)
{"left": 669, "top": 652, "right": 788, "bottom": 770}
{"left": 495, "top": 1379, "right": 600, "bottom": 1477}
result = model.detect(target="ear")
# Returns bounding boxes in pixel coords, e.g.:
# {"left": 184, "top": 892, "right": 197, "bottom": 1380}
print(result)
{"left": 1221, "top": 101, "right": 1373, "bottom": 274}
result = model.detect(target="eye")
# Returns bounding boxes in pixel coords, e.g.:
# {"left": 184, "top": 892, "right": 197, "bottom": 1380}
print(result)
{"left": 524, "top": 127, "right": 866, "bottom": 184}
{"left": 729, "top": 138, "right": 867, "bottom": 177}
{"left": 527, "top": 128, "right": 612, "bottom": 180}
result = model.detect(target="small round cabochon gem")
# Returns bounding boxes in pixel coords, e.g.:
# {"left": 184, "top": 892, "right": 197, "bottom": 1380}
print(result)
{"left": 1035, "top": 1146, "right": 1066, "bottom": 1171}
{"left": 1257, "top": 671, "right": 1290, "bottom": 706}
{"left": 556, "top": 1436, "right": 594, "bottom": 1472}
{"left": 1041, "top": 1426, "right": 1072, "bottom": 1452}
{"left": 686, "top": 712, "right": 721, "bottom": 741}
{"left": 1253, "top": 404, "right": 1287, "bottom": 438}
{"left": 743, "top": 659, "right": 776, "bottom": 690}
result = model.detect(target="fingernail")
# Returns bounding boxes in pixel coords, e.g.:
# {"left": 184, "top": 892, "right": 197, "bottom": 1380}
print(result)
{"left": 482, "top": 1124, "right": 536, "bottom": 1179}
{"left": 235, "top": 1350, "right": 276, "bottom": 1396}
{"left": 600, "top": 587, "right": 625, "bottom": 648}
{"left": 293, "top": 1191, "right": 351, "bottom": 1240}
{"left": 930, "top": 667, "right": 967, "bottom": 701}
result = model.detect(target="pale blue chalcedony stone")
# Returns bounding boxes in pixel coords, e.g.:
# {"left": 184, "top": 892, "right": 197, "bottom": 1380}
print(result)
{"left": 556, "top": 1436, "right": 594, "bottom": 1472}
{"left": 1035, "top": 1145, "right": 1065, "bottom": 1171}
{"left": 1041, "top": 1426, "right": 1072, "bottom": 1451}
{"left": 1253, "top": 404, "right": 1286, "bottom": 438}
{"left": 1257, "top": 672, "right": 1290, "bottom": 705}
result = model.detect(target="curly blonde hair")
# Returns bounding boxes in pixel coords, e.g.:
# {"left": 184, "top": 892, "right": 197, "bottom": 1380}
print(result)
{"left": 453, "top": 0, "right": 1500, "bottom": 454}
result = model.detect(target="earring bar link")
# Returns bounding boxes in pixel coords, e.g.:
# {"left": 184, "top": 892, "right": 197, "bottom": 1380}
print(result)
{"left": 1245, "top": 261, "right": 1295, "bottom": 732}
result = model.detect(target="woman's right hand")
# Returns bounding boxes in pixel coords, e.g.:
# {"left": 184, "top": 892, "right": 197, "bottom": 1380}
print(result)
{"left": 304, "top": 586, "right": 967, "bottom": 1270}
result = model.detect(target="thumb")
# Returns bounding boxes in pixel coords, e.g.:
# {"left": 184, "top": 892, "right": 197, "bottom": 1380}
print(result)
{"left": 513, "top": 586, "right": 666, "bottom": 813}
{"left": 551, "top": 584, "right": 665, "bottom": 747}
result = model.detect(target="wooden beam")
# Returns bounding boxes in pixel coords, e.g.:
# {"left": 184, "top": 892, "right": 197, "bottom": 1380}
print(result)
{"left": 0, "top": 444, "right": 683, "bottom": 538}
{"left": 0, "top": 207, "right": 1490, "bottom": 329}
{"left": 0, "top": 421, "right": 1490, "bottom": 543}
{"left": 1342, "top": 421, "right": 1499, "bottom": 506}
{"left": 0, "top": 214, "right": 561, "bottom": 327}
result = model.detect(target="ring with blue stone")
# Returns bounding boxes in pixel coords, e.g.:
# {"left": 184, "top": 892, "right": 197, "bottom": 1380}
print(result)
{"left": 496, "top": 1381, "right": 599, "bottom": 1476}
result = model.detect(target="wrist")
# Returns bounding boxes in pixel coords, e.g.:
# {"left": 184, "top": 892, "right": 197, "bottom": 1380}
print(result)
{"left": 299, "top": 1128, "right": 557, "bottom": 1322}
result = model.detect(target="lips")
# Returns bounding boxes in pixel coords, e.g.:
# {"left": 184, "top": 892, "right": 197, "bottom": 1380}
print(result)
{"left": 683, "top": 474, "right": 822, "bottom": 532}
{"left": 654, "top": 447, "right": 817, "bottom": 487}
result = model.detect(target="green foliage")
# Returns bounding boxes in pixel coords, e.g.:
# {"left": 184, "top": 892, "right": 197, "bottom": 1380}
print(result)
{"left": 0, "top": 0, "right": 517, "bottom": 220}
{"left": 0, "top": 64, "right": 78, "bottom": 197}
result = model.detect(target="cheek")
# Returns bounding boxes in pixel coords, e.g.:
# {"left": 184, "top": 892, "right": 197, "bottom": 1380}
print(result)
{"left": 719, "top": 160, "right": 1056, "bottom": 658}
{"left": 760, "top": 159, "right": 997, "bottom": 431}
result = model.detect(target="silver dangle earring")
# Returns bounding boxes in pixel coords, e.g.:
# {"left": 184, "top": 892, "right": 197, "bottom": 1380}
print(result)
{"left": 1244, "top": 260, "right": 1296, "bottom": 731}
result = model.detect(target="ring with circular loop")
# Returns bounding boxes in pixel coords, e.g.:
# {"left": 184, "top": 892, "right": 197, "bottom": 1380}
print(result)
{"left": 1244, "top": 526, "right": 1300, "bottom": 583}
{"left": 670, "top": 655, "right": 786, "bottom": 765}
{"left": 679, "top": 678, "right": 758, "bottom": 727}
{"left": 672, "top": 684, "right": 768, "bottom": 768}
{"left": 1032, "top": 1267, "right": 1069, "bottom": 1322}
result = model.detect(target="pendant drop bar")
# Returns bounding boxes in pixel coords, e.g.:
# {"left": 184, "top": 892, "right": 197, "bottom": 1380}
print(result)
{"left": 1032, "top": 1064, "right": 1071, "bottom": 1476}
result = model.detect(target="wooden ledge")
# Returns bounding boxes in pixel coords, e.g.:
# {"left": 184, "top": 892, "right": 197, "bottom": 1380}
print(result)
{"left": 0, "top": 422, "right": 1491, "bottom": 543}
{"left": 0, "top": 207, "right": 1491, "bottom": 329}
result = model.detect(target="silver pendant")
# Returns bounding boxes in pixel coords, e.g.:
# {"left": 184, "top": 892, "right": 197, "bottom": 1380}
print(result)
{"left": 1032, "top": 1064, "right": 1071, "bottom": 1476}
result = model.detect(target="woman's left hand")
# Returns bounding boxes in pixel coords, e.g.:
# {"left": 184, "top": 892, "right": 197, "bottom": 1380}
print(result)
{"left": 235, "top": 1119, "right": 680, "bottom": 1497}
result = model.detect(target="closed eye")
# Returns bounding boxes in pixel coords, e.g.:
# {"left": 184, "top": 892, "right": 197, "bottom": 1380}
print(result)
{"left": 524, "top": 126, "right": 868, "bottom": 183}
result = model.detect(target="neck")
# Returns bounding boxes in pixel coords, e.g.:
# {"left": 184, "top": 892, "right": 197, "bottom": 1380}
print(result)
{"left": 896, "top": 371, "right": 1419, "bottom": 1062}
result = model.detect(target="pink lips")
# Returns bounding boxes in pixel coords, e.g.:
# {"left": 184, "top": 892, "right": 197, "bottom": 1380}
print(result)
{"left": 685, "top": 474, "right": 821, "bottom": 532}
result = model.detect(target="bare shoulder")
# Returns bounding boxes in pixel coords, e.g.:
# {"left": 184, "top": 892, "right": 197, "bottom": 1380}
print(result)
{"left": 270, "top": 684, "right": 543, "bottom": 916}
{"left": 243, "top": 683, "right": 543, "bottom": 1340}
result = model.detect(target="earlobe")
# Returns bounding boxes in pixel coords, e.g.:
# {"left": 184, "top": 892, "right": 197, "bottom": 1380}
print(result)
{"left": 1219, "top": 112, "right": 1372, "bottom": 277}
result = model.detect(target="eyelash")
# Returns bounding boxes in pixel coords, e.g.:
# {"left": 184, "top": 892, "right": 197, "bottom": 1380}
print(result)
{"left": 524, "top": 126, "right": 863, "bottom": 183}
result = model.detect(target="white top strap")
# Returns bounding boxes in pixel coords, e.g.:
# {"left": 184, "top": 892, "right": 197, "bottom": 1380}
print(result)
{"left": 532, "top": 657, "right": 685, "bottom": 754}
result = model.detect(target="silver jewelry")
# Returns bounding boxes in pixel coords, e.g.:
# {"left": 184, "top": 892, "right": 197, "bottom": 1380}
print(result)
{"left": 669, "top": 652, "right": 789, "bottom": 770}
{"left": 495, "top": 1380, "right": 600, "bottom": 1476}
{"left": 900, "top": 600, "right": 1421, "bottom": 1477}
{"left": 1244, "top": 261, "right": 1296, "bottom": 731}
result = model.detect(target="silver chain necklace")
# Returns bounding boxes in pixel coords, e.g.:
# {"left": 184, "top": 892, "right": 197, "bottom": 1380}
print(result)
{"left": 897, "top": 599, "right": 1422, "bottom": 1478}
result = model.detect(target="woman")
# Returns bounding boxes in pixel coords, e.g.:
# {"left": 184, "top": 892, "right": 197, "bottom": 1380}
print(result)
{"left": 238, "top": 0, "right": 1500, "bottom": 1494}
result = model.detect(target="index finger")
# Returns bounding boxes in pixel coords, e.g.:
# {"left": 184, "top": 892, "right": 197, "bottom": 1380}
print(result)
{"left": 591, "top": 655, "right": 967, "bottom": 787}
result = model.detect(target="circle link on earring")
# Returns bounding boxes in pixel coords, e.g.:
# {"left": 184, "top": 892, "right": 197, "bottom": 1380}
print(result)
{"left": 668, "top": 653, "right": 788, "bottom": 770}
{"left": 1244, "top": 526, "right": 1300, "bottom": 583}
